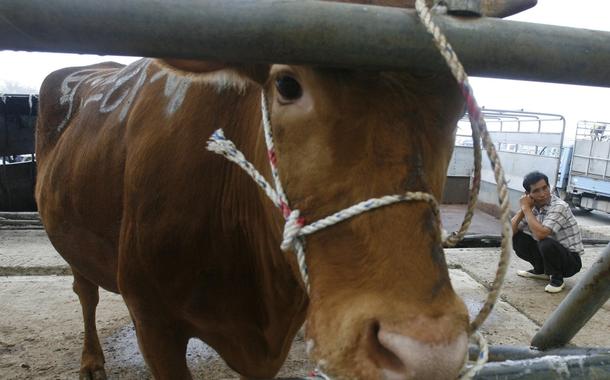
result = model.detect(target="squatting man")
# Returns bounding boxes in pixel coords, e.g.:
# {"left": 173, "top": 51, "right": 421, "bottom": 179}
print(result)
{"left": 511, "top": 171, "right": 584, "bottom": 293}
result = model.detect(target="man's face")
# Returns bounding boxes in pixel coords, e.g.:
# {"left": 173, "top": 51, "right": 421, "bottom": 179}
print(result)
{"left": 528, "top": 178, "right": 551, "bottom": 207}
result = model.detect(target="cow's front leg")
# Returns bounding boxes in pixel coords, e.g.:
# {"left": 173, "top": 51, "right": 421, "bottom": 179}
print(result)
{"left": 72, "top": 269, "right": 106, "bottom": 380}
{"left": 132, "top": 315, "right": 192, "bottom": 379}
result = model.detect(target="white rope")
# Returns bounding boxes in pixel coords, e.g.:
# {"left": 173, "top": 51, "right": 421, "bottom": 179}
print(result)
{"left": 207, "top": 129, "right": 281, "bottom": 208}
{"left": 301, "top": 192, "right": 438, "bottom": 236}
{"left": 281, "top": 210, "right": 304, "bottom": 251}
{"left": 261, "top": 94, "right": 289, "bottom": 206}
{"left": 459, "top": 331, "right": 489, "bottom": 380}
{"left": 207, "top": 127, "right": 442, "bottom": 291}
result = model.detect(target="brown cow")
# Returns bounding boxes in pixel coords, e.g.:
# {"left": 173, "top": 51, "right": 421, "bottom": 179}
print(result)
{"left": 34, "top": 2, "right": 482, "bottom": 379}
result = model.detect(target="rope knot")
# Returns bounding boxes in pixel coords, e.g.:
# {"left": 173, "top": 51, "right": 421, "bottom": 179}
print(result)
{"left": 281, "top": 209, "right": 305, "bottom": 251}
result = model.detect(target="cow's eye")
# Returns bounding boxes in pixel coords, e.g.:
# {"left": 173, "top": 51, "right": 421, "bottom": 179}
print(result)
{"left": 275, "top": 75, "right": 302, "bottom": 103}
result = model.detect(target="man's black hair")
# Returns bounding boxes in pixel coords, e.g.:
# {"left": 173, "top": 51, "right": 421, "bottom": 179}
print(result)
{"left": 523, "top": 171, "right": 549, "bottom": 193}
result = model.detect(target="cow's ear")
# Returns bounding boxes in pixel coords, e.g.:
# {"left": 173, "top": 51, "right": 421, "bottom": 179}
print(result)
{"left": 155, "top": 59, "right": 270, "bottom": 86}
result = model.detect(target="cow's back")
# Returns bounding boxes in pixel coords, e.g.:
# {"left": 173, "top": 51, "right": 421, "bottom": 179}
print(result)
{"left": 36, "top": 61, "right": 131, "bottom": 292}
{"left": 34, "top": 58, "right": 270, "bottom": 297}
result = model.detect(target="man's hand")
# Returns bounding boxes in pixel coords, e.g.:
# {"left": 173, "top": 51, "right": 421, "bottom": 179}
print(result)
{"left": 511, "top": 209, "right": 525, "bottom": 236}
{"left": 519, "top": 193, "right": 552, "bottom": 240}
{"left": 520, "top": 194, "right": 534, "bottom": 211}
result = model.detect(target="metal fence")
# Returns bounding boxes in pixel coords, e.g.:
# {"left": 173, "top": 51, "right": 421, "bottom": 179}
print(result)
{"left": 1, "top": 0, "right": 610, "bottom": 86}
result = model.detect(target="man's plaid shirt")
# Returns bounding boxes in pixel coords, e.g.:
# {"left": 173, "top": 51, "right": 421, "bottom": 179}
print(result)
{"left": 519, "top": 194, "right": 584, "bottom": 254}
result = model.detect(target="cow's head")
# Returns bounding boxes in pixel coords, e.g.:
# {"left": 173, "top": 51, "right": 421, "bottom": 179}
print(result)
{"left": 160, "top": 58, "right": 468, "bottom": 378}
{"left": 266, "top": 64, "right": 468, "bottom": 379}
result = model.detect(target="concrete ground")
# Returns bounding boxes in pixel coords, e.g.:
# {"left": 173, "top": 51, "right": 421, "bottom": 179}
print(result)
{"left": 1, "top": 207, "right": 609, "bottom": 379}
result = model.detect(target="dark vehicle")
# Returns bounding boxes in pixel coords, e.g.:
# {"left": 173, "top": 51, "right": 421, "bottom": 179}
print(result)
{"left": 1, "top": 94, "right": 38, "bottom": 211}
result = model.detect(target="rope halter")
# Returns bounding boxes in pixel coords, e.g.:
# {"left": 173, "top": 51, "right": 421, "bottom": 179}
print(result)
{"left": 207, "top": 95, "right": 445, "bottom": 293}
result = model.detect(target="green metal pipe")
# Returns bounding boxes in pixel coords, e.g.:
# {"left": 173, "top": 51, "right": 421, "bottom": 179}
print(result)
{"left": 1, "top": 0, "right": 610, "bottom": 87}
{"left": 473, "top": 354, "right": 610, "bottom": 379}
{"left": 469, "top": 344, "right": 610, "bottom": 362}
{"left": 281, "top": 354, "right": 610, "bottom": 379}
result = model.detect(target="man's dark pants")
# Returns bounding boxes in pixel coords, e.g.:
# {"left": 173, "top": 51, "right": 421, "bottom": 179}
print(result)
{"left": 513, "top": 231, "right": 582, "bottom": 280}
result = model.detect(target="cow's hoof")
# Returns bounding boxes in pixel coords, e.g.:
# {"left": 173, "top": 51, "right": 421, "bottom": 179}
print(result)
{"left": 79, "top": 368, "right": 107, "bottom": 380}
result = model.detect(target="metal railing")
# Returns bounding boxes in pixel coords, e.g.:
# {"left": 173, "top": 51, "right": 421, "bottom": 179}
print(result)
{"left": 456, "top": 109, "right": 565, "bottom": 158}
{"left": 1, "top": 0, "right": 610, "bottom": 87}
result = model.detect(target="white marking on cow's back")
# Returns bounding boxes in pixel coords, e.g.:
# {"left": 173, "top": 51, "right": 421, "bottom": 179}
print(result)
{"left": 55, "top": 59, "right": 151, "bottom": 131}
{"left": 81, "top": 93, "right": 103, "bottom": 108}
{"left": 85, "top": 70, "right": 116, "bottom": 87}
{"left": 150, "top": 70, "right": 191, "bottom": 117}
{"left": 55, "top": 59, "right": 254, "bottom": 131}
{"left": 56, "top": 68, "right": 113, "bottom": 132}
{"left": 97, "top": 60, "right": 151, "bottom": 121}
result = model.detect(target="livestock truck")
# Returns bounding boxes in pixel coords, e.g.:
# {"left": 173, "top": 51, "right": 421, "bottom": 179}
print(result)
{"left": 447, "top": 110, "right": 610, "bottom": 215}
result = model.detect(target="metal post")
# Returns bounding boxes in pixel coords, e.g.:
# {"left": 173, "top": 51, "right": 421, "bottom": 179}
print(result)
{"left": 469, "top": 344, "right": 610, "bottom": 362}
{"left": 604, "top": 127, "right": 610, "bottom": 180}
{"left": 531, "top": 243, "right": 610, "bottom": 350}
{"left": 472, "top": 354, "right": 610, "bottom": 379}
{"left": 1, "top": 0, "right": 610, "bottom": 87}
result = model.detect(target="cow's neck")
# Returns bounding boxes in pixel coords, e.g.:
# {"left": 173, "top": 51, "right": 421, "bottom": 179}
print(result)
{"left": 208, "top": 83, "right": 308, "bottom": 343}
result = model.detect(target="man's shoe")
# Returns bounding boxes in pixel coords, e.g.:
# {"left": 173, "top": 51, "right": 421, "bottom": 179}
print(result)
{"left": 545, "top": 278, "right": 565, "bottom": 293}
{"left": 517, "top": 269, "right": 549, "bottom": 280}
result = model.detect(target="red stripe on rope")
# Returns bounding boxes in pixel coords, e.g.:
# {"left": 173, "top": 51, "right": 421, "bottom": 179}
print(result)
{"left": 461, "top": 84, "right": 481, "bottom": 123}
{"left": 268, "top": 149, "right": 277, "bottom": 166}
{"left": 280, "top": 201, "right": 291, "bottom": 218}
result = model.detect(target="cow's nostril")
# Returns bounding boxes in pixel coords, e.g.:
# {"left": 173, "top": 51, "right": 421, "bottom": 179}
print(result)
{"left": 365, "top": 320, "right": 406, "bottom": 374}
{"left": 375, "top": 326, "right": 469, "bottom": 380}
